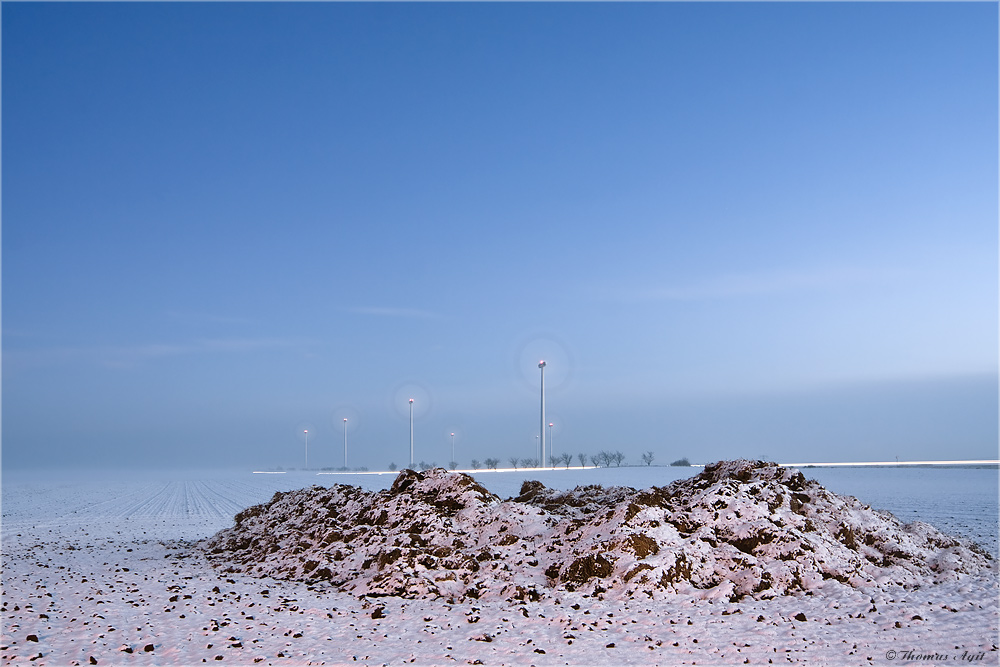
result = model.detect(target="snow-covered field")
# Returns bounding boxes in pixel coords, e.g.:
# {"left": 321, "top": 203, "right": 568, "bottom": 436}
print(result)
{"left": 2, "top": 465, "right": 997, "bottom": 666}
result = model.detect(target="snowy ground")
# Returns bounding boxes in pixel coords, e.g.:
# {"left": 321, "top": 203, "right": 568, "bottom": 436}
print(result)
{"left": 2, "top": 467, "right": 997, "bottom": 666}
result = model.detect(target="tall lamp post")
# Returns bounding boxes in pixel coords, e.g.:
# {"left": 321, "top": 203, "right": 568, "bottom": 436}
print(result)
{"left": 451, "top": 432, "right": 455, "bottom": 467}
{"left": 409, "top": 398, "right": 415, "bottom": 469}
{"left": 548, "top": 422, "right": 554, "bottom": 467}
{"left": 304, "top": 429, "right": 309, "bottom": 469}
{"left": 538, "top": 360, "right": 546, "bottom": 468}
{"left": 343, "top": 418, "right": 348, "bottom": 469}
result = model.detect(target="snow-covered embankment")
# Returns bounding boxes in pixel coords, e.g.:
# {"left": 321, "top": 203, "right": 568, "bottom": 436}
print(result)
{"left": 204, "top": 460, "right": 994, "bottom": 603}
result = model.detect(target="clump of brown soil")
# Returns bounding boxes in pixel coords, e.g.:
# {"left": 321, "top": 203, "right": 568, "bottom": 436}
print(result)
{"left": 203, "top": 461, "right": 993, "bottom": 602}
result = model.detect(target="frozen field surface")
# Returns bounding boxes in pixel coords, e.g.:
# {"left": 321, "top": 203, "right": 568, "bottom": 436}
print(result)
{"left": 2, "top": 466, "right": 997, "bottom": 666}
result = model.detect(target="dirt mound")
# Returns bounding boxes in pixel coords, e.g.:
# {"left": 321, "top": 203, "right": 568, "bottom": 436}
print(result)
{"left": 202, "top": 461, "right": 993, "bottom": 602}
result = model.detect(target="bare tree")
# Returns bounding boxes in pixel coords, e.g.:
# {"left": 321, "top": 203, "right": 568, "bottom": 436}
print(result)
{"left": 641, "top": 451, "right": 655, "bottom": 466}
{"left": 508, "top": 456, "right": 519, "bottom": 470}
{"left": 485, "top": 457, "right": 499, "bottom": 470}
{"left": 471, "top": 459, "right": 482, "bottom": 470}
{"left": 593, "top": 450, "right": 624, "bottom": 467}
{"left": 389, "top": 462, "right": 398, "bottom": 471}
{"left": 578, "top": 453, "right": 587, "bottom": 467}
{"left": 561, "top": 452, "right": 573, "bottom": 468}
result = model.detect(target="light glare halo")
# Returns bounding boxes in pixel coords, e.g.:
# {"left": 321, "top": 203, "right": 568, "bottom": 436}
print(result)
{"left": 390, "top": 381, "right": 433, "bottom": 420}
{"left": 331, "top": 405, "right": 362, "bottom": 432}
{"left": 512, "top": 333, "right": 575, "bottom": 394}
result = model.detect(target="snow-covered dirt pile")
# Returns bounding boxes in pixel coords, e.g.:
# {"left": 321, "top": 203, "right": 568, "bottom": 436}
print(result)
{"left": 202, "top": 460, "right": 994, "bottom": 603}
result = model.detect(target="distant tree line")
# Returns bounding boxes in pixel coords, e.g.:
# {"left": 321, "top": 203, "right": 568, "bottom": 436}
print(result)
{"left": 387, "top": 450, "right": 692, "bottom": 471}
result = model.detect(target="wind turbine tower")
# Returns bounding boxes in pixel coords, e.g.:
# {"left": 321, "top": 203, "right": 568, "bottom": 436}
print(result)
{"left": 538, "top": 360, "right": 546, "bottom": 467}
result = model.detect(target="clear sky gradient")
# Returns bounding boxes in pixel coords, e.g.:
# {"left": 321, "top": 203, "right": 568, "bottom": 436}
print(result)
{"left": 3, "top": 2, "right": 997, "bottom": 471}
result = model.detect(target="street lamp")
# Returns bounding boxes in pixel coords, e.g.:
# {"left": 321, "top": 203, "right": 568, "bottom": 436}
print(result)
{"left": 343, "top": 418, "right": 348, "bottom": 469}
{"left": 304, "top": 429, "right": 309, "bottom": 469}
{"left": 538, "top": 360, "right": 546, "bottom": 468}
{"left": 409, "top": 398, "right": 414, "bottom": 469}
{"left": 451, "top": 432, "right": 455, "bottom": 467}
{"left": 549, "top": 422, "right": 554, "bottom": 466}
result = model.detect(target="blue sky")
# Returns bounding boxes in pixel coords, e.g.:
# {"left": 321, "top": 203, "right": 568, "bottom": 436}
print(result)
{"left": 3, "top": 2, "right": 997, "bottom": 471}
